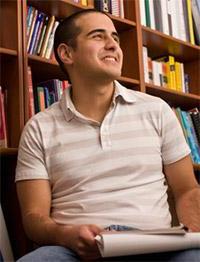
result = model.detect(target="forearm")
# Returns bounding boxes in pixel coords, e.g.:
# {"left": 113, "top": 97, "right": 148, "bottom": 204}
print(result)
{"left": 22, "top": 212, "right": 73, "bottom": 247}
{"left": 175, "top": 186, "right": 200, "bottom": 232}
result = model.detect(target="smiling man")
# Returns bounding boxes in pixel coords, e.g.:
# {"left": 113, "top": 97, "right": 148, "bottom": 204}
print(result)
{"left": 16, "top": 9, "right": 200, "bottom": 262}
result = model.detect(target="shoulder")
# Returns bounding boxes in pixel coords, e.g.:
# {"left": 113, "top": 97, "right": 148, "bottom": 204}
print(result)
{"left": 22, "top": 101, "right": 62, "bottom": 136}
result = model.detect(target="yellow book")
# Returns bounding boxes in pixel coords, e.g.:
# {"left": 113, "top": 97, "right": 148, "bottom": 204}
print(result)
{"left": 175, "top": 62, "right": 182, "bottom": 92}
{"left": 81, "top": 0, "right": 88, "bottom": 6}
{"left": 167, "top": 56, "right": 176, "bottom": 90}
{"left": 186, "top": 0, "right": 195, "bottom": 45}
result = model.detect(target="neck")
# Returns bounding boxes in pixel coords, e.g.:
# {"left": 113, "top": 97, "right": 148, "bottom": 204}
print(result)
{"left": 71, "top": 78, "right": 115, "bottom": 123}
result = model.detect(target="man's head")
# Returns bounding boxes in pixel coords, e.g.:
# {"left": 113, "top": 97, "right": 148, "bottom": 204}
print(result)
{"left": 54, "top": 9, "right": 123, "bottom": 82}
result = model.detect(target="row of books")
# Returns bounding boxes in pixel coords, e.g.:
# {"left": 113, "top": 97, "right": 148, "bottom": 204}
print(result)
{"left": 143, "top": 46, "right": 190, "bottom": 93}
{"left": 27, "top": 67, "right": 70, "bottom": 117}
{"left": 140, "top": 0, "right": 200, "bottom": 45}
{"left": 174, "top": 107, "right": 200, "bottom": 164}
{"left": 26, "top": 6, "right": 59, "bottom": 58}
{"left": 0, "top": 86, "right": 7, "bottom": 148}
{"left": 94, "top": 0, "right": 125, "bottom": 18}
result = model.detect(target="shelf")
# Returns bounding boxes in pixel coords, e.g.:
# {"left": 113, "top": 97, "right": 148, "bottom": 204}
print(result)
{"left": 28, "top": 0, "right": 93, "bottom": 18}
{"left": 28, "top": 54, "right": 65, "bottom": 80}
{"left": 28, "top": 0, "right": 135, "bottom": 32}
{"left": 0, "top": 147, "right": 18, "bottom": 156}
{"left": 142, "top": 26, "right": 200, "bottom": 62}
{"left": 146, "top": 84, "right": 200, "bottom": 110}
{"left": 0, "top": 47, "right": 17, "bottom": 56}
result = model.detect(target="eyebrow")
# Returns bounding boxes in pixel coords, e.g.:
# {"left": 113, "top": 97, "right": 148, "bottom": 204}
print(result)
{"left": 86, "top": 29, "right": 120, "bottom": 39}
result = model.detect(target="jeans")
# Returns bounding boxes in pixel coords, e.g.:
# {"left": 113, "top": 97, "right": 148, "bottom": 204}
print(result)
{"left": 17, "top": 225, "right": 200, "bottom": 262}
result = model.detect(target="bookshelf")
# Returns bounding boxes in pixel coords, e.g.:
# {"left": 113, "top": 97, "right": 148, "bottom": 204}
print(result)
{"left": 0, "top": 0, "right": 199, "bottom": 259}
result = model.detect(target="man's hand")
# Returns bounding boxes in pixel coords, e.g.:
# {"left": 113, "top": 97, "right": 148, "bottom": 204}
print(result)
{"left": 67, "top": 224, "right": 103, "bottom": 261}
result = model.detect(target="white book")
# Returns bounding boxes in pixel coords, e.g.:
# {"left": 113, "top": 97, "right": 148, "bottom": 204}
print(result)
{"left": 149, "top": 0, "right": 156, "bottom": 30}
{"left": 176, "top": 0, "right": 187, "bottom": 41}
{"left": 119, "top": 0, "right": 124, "bottom": 19}
{"left": 45, "top": 20, "right": 59, "bottom": 59}
{"left": 142, "top": 46, "right": 149, "bottom": 83}
{"left": 168, "top": 0, "right": 179, "bottom": 39}
{"left": 152, "top": 60, "right": 160, "bottom": 86}
{"left": 160, "top": 0, "right": 169, "bottom": 35}
{"left": 139, "top": 0, "right": 146, "bottom": 26}
{"left": 111, "top": 0, "right": 120, "bottom": 17}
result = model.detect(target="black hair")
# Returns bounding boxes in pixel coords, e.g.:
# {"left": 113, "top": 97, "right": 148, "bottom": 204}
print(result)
{"left": 53, "top": 9, "right": 110, "bottom": 80}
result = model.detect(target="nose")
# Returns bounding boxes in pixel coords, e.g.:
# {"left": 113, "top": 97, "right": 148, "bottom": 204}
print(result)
{"left": 104, "top": 35, "right": 118, "bottom": 50}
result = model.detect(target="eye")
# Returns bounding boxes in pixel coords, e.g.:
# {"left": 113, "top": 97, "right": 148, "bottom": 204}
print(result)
{"left": 92, "top": 34, "right": 103, "bottom": 40}
{"left": 113, "top": 35, "right": 120, "bottom": 44}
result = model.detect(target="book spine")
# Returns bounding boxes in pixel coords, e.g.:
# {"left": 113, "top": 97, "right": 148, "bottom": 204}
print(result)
{"left": 186, "top": 0, "right": 195, "bottom": 44}
{"left": 45, "top": 21, "right": 59, "bottom": 59}
{"left": 142, "top": 46, "right": 149, "bottom": 83}
{"left": 27, "top": 67, "right": 35, "bottom": 117}
{"left": 145, "top": 0, "right": 151, "bottom": 27}
{"left": 0, "top": 87, "right": 7, "bottom": 147}
{"left": 139, "top": 0, "right": 146, "bottom": 26}
{"left": 27, "top": 9, "right": 38, "bottom": 51}
{"left": 40, "top": 16, "right": 55, "bottom": 57}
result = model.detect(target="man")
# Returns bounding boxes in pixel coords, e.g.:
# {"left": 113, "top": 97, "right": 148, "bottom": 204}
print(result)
{"left": 16, "top": 9, "right": 200, "bottom": 262}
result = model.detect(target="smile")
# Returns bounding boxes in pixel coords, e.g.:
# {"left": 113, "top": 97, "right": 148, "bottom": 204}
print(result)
{"left": 103, "top": 56, "right": 117, "bottom": 62}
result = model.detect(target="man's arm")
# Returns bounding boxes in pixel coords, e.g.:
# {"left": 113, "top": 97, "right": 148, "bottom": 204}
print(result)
{"left": 16, "top": 180, "right": 102, "bottom": 260}
{"left": 164, "top": 155, "right": 200, "bottom": 232}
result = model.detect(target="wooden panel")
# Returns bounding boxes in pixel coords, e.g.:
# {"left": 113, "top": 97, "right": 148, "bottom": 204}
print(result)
{"left": 120, "top": 29, "right": 139, "bottom": 80}
{"left": 142, "top": 27, "right": 200, "bottom": 62}
{"left": 0, "top": 1, "right": 18, "bottom": 50}
{"left": 184, "top": 60, "right": 200, "bottom": 96}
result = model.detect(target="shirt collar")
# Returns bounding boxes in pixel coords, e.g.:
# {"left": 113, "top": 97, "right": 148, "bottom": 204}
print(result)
{"left": 60, "top": 81, "right": 137, "bottom": 122}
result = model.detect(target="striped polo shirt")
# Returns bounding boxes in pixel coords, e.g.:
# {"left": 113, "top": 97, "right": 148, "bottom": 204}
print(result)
{"left": 16, "top": 81, "right": 190, "bottom": 229}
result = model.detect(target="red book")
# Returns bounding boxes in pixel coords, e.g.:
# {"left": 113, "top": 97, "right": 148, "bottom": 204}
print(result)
{"left": 27, "top": 66, "right": 35, "bottom": 117}
{"left": 0, "top": 87, "right": 7, "bottom": 147}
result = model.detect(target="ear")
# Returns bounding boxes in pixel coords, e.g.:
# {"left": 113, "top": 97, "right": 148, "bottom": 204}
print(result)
{"left": 57, "top": 43, "right": 74, "bottom": 65}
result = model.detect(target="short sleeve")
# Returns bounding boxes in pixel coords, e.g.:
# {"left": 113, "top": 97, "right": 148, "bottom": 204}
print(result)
{"left": 15, "top": 118, "right": 49, "bottom": 182}
{"left": 160, "top": 101, "right": 191, "bottom": 165}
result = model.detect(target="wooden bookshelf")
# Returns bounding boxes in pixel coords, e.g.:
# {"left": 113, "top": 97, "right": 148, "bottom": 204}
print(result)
{"left": 0, "top": 0, "right": 200, "bottom": 259}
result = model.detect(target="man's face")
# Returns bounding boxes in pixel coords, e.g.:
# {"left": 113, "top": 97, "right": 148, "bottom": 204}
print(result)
{"left": 70, "top": 12, "right": 123, "bottom": 81}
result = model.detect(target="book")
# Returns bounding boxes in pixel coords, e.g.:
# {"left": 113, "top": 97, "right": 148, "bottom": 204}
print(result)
{"left": 139, "top": 0, "right": 146, "bottom": 26}
{"left": 142, "top": 46, "right": 149, "bottom": 83}
{"left": 148, "top": 0, "right": 156, "bottom": 30}
{"left": 95, "top": 226, "right": 200, "bottom": 257}
{"left": 36, "top": 87, "right": 46, "bottom": 112}
{"left": 27, "top": 8, "right": 38, "bottom": 51}
{"left": 186, "top": 0, "right": 195, "bottom": 44}
{"left": 28, "top": 11, "right": 45, "bottom": 54}
{"left": 181, "top": 110, "right": 200, "bottom": 163}
{"left": 36, "top": 15, "right": 50, "bottom": 55}
{"left": 40, "top": 15, "right": 55, "bottom": 57}
{"left": 182, "top": 0, "right": 191, "bottom": 42}
{"left": 145, "top": 0, "right": 151, "bottom": 27}
{"left": 44, "top": 20, "right": 59, "bottom": 59}
{"left": 94, "top": 0, "right": 111, "bottom": 13}
{"left": 191, "top": 0, "right": 200, "bottom": 45}
{"left": 189, "top": 108, "right": 200, "bottom": 145}
{"left": 0, "top": 87, "right": 7, "bottom": 148}
{"left": 27, "top": 67, "right": 35, "bottom": 117}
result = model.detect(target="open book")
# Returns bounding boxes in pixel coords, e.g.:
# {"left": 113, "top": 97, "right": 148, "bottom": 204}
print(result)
{"left": 95, "top": 225, "right": 200, "bottom": 257}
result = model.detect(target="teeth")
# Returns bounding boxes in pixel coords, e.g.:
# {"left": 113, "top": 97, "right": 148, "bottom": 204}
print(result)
{"left": 104, "top": 57, "right": 116, "bottom": 61}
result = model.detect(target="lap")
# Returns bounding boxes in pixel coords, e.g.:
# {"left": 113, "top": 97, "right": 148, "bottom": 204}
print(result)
{"left": 17, "top": 246, "right": 200, "bottom": 262}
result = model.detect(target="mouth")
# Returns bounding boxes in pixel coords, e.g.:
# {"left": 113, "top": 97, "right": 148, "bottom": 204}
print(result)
{"left": 102, "top": 56, "right": 118, "bottom": 62}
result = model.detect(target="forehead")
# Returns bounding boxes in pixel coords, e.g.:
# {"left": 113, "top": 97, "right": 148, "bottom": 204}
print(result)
{"left": 75, "top": 12, "right": 117, "bottom": 33}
